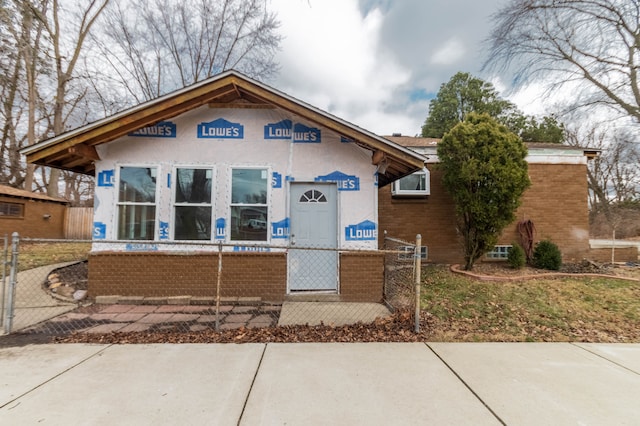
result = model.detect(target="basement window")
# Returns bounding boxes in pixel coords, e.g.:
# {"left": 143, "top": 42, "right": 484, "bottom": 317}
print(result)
{"left": 486, "top": 245, "right": 512, "bottom": 260}
{"left": 398, "top": 245, "right": 428, "bottom": 261}
{"left": 0, "top": 201, "right": 24, "bottom": 218}
{"left": 392, "top": 168, "right": 430, "bottom": 197}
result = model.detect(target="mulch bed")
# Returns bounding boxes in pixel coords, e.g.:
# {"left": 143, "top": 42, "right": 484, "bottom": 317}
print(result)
{"left": 52, "top": 310, "right": 421, "bottom": 344}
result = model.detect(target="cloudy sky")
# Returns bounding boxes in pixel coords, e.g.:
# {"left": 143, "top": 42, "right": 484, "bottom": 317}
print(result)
{"left": 269, "top": 0, "right": 541, "bottom": 136}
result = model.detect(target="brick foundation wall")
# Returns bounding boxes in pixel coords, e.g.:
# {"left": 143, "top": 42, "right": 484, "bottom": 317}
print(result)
{"left": 88, "top": 252, "right": 287, "bottom": 302}
{"left": 339, "top": 251, "right": 385, "bottom": 302}
{"left": 378, "top": 163, "right": 590, "bottom": 263}
{"left": 88, "top": 250, "right": 385, "bottom": 303}
{"left": 0, "top": 197, "right": 67, "bottom": 239}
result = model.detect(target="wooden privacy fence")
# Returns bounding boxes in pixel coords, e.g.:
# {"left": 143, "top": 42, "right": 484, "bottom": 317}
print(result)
{"left": 64, "top": 207, "right": 93, "bottom": 239}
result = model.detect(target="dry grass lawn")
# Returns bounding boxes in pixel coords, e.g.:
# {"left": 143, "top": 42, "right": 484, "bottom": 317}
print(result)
{"left": 421, "top": 265, "right": 640, "bottom": 342}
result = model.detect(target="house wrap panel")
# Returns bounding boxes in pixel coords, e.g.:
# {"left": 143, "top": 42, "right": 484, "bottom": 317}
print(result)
{"left": 92, "top": 107, "right": 379, "bottom": 250}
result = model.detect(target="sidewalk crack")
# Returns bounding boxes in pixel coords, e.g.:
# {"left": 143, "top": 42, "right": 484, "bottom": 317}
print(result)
{"left": 424, "top": 343, "right": 506, "bottom": 426}
{"left": 0, "top": 344, "right": 114, "bottom": 410}
{"left": 237, "top": 343, "right": 267, "bottom": 425}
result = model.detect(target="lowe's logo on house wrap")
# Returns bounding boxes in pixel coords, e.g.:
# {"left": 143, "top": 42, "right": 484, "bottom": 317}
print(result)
{"left": 271, "top": 218, "right": 290, "bottom": 239}
{"left": 126, "top": 243, "right": 158, "bottom": 251}
{"left": 128, "top": 121, "right": 176, "bottom": 138}
{"left": 93, "top": 222, "right": 106, "bottom": 239}
{"left": 197, "top": 118, "right": 244, "bottom": 139}
{"left": 233, "top": 246, "right": 270, "bottom": 252}
{"left": 272, "top": 172, "right": 282, "bottom": 188}
{"left": 215, "top": 218, "right": 226, "bottom": 240}
{"left": 264, "top": 120, "right": 292, "bottom": 140}
{"left": 97, "top": 170, "right": 114, "bottom": 187}
{"left": 159, "top": 222, "right": 169, "bottom": 240}
{"left": 315, "top": 171, "right": 360, "bottom": 191}
{"left": 345, "top": 220, "right": 377, "bottom": 241}
{"left": 293, "top": 123, "right": 321, "bottom": 143}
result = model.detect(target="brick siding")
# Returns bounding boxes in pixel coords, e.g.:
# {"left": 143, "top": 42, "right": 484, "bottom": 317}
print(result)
{"left": 0, "top": 196, "right": 67, "bottom": 239}
{"left": 378, "top": 163, "right": 591, "bottom": 263}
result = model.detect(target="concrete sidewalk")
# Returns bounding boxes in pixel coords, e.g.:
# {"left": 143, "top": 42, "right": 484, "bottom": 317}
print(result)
{"left": 4, "top": 263, "right": 78, "bottom": 332}
{"left": 0, "top": 343, "right": 638, "bottom": 425}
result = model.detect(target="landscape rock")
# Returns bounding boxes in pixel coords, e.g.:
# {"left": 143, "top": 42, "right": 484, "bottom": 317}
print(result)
{"left": 73, "top": 289, "right": 88, "bottom": 300}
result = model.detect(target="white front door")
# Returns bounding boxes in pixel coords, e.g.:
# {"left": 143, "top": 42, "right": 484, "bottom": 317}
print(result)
{"left": 288, "top": 183, "right": 338, "bottom": 291}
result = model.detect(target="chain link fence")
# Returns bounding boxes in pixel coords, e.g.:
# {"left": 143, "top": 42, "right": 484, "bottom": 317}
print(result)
{"left": 1, "top": 233, "right": 422, "bottom": 337}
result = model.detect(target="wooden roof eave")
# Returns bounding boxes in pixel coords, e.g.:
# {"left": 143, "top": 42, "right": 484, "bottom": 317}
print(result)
{"left": 23, "top": 72, "right": 425, "bottom": 180}
{"left": 25, "top": 82, "right": 240, "bottom": 165}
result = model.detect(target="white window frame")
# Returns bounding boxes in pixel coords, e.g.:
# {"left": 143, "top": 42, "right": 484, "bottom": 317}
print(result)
{"left": 486, "top": 245, "right": 512, "bottom": 260}
{"left": 398, "top": 245, "right": 428, "bottom": 261}
{"left": 229, "top": 166, "right": 271, "bottom": 243}
{"left": 391, "top": 167, "right": 430, "bottom": 197}
{"left": 171, "top": 166, "right": 215, "bottom": 241}
{"left": 116, "top": 165, "right": 159, "bottom": 241}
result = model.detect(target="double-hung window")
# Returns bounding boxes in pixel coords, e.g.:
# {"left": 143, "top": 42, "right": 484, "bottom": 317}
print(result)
{"left": 117, "top": 166, "right": 157, "bottom": 240}
{"left": 230, "top": 168, "right": 268, "bottom": 241}
{"left": 174, "top": 167, "right": 213, "bottom": 240}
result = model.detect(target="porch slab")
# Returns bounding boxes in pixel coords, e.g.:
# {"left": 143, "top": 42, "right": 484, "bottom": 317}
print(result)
{"left": 277, "top": 302, "right": 391, "bottom": 326}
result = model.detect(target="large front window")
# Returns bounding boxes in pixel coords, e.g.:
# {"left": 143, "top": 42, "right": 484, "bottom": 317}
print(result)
{"left": 230, "top": 168, "right": 268, "bottom": 241}
{"left": 117, "top": 166, "right": 157, "bottom": 240}
{"left": 174, "top": 167, "right": 213, "bottom": 240}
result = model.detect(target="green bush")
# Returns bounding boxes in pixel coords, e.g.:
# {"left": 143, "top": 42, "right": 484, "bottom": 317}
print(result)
{"left": 507, "top": 243, "right": 526, "bottom": 269}
{"left": 532, "top": 240, "right": 562, "bottom": 270}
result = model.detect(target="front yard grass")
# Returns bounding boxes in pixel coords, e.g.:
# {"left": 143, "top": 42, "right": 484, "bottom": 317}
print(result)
{"left": 13, "top": 241, "right": 91, "bottom": 272}
{"left": 420, "top": 265, "right": 640, "bottom": 342}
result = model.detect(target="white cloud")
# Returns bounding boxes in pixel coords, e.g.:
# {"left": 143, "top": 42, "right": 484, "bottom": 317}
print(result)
{"left": 430, "top": 38, "right": 465, "bottom": 65}
{"left": 271, "top": 0, "right": 412, "bottom": 134}
{"left": 269, "top": 0, "right": 556, "bottom": 136}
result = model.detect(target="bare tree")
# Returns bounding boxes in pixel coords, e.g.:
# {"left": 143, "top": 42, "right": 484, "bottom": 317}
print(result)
{"left": 0, "top": 0, "right": 109, "bottom": 199}
{"left": 2, "top": 0, "right": 280, "bottom": 202}
{"left": 37, "top": 0, "right": 110, "bottom": 196}
{"left": 566, "top": 120, "right": 640, "bottom": 211}
{"left": 0, "top": 0, "right": 49, "bottom": 189}
{"left": 485, "top": 0, "right": 640, "bottom": 122}
{"left": 94, "top": 0, "right": 281, "bottom": 102}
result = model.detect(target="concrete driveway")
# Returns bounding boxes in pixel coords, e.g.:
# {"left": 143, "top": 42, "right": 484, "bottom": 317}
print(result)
{"left": 0, "top": 342, "right": 639, "bottom": 425}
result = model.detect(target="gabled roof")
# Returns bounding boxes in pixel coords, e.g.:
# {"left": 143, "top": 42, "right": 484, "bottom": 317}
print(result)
{"left": 21, "top": 70, "right": 425, "bottom": 187}
{"left": 0, "top": 184, "right": 69, "bottom": 204}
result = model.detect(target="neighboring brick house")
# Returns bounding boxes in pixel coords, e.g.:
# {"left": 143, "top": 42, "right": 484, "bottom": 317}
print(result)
{"left": 0, "top": 184, "right": 69, "bottom": 239}
{"left": 379, "top": 136, "right": 599, "bottom": 264}
{"left": 20, "top": 71, "right": 425, "bottom": 302}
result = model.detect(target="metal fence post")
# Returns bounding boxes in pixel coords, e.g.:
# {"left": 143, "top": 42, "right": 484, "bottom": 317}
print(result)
{"left": 4, "top": 232, "right": 19, "bottom": 334}
{"left": 1, "top": 234, "right": 7, "bottom": 328}
{"left": 215, "top": 241, "right": 223, "bottom": 332}
{"left": 414, "top": 234, "right": 421, "bottom": 333}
